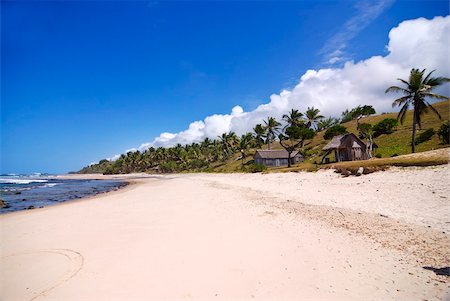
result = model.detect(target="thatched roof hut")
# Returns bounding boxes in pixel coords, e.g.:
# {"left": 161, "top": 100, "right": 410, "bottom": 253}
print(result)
{"left": 323, "top": 133, "right": 375, "bottom": 162}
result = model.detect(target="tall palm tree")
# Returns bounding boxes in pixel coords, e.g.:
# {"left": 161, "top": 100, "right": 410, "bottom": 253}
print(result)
{"left": 263, "top": 117, "right": 281, "bottom": 150}
{"left": 385, "top": 68, "right": 449, "bottom": 153}
{"left": 238, "top": 133, "right": 253, "bottom": 166}
{"left": 282, "top": 109, "right": 304, "bottom": 128}
{"left": 305, "top": 107, "right": 324, "bottom": 130}
{"left": 253, "top": 124, "right": 265, "bottom": 148}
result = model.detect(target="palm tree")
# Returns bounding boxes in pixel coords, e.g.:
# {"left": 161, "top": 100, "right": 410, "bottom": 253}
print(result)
{"left": 305, "top": 107, "right": 324, "bottom": 130}
{"left": 317, "top": 117, "right": 339, "bottom": 132}
{"left": 218, "top": 131, "right": 239, "bottom": 159}
{"left": 385, "top": 68, "right": 449, "bottom": 153}
{"left": 253, "top": 124, "right": 265, "bottom": 148}
{"left": 238, "top": 133, "right": 253, "bottom": 166}
{"left": 282, "top": 109, "right": 304, "bottom": 128}
{"left": 264, "top": 117, "right": 281, "bottom": 150}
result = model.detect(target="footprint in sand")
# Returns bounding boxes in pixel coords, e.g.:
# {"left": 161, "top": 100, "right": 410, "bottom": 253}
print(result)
{"left": 0, "top": 249, "right": 84, "bottom": 301}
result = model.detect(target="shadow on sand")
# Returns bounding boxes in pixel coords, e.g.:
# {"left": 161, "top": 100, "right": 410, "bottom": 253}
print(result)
{"left": 423, "top": 266, "right": 450, "bottom": 276}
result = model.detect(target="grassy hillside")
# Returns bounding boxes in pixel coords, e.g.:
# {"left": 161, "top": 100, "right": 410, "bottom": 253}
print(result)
{"left": 209, "top": 100, "right": 449, "bottom": 172}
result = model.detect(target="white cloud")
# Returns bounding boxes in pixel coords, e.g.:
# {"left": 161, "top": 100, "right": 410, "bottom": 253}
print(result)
{"left": 107, "top": 15, "right": 449, "bottom": 158}
{"left": 320, "top": 0, "right": 394, "bottom": 65}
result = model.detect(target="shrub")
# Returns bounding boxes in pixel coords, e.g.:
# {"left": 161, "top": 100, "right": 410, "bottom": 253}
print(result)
{"left": 373, "top": 118, "right": 398, "bottom": 137}
{"left": 390, "top": 153, "right": 399, "bottom": 157}
{"left": 158, "top": 161, "right": 179, "bottom": 173}
{"left": 189, "top": 159, "right": 209, "bottom": 169}
{"left": 245, "top": 163, "right": 267, "bottom": 173}
{"left": 414, "top": 128, "right": 435, "bottom": 145}
{"left": 324, "top": 124, "right": 348, "bottom": 140}
{"left": 437, "top": 122, "right": 450, "bottom": 144}
{"left": 375, "top": 153, "right": 382, "bottom": 158}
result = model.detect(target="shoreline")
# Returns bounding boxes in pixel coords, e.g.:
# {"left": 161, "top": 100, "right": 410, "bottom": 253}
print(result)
{"left": 1, "top": 167, "right": 449, "bottom": 300}
{"left": 0, "top": 177, "right": 136, "bottom": 217}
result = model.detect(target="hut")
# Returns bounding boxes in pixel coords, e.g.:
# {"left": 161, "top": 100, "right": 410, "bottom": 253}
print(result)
{"left": 254, "top": 150, "right": 303, "bottom": 167}
{"left": 323, "top": 133, "right": 375, "bottom": 162}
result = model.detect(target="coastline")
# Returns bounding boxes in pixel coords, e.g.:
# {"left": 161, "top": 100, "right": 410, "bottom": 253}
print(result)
{"left": 0, "top": 176, "right": 135, "bottom": 217}
{"left": 1, "top": 167, "right": 449, "bottom": 300}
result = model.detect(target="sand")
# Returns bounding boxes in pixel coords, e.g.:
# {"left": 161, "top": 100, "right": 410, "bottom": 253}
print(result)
{"left": 1, "top": 166, "right": 449, "bottom": 300}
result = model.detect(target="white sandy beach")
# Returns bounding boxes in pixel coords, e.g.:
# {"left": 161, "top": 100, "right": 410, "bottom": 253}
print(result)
{"left": 1, "top": 166, "right": 449, "bottom": 300}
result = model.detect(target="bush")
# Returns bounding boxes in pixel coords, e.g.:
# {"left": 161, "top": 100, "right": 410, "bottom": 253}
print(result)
{"left": 324, "top": 124, "right": 348, "bottom": 140}
{"left": 158, "top": 161, "right": 179, "bottom": 173}
{"left": 375, "top": 153, "right": 382, "bottom": 158}
{"left": 414, "top": 128, "right": 435, "bottom": 145}
{"left": 438, "top": 122, "right": 450, "bottom": 144}
{"left": 245, "top": 163, "right": 267, "bottom": 173}
{"left": 390, "top": 153, "right": 399, "bottom": 157}
{"left": 373, "top": 118, "right": 398, "bottom": 137}
{"left": 188, "top": 159, "right": 209, "bottom": 169}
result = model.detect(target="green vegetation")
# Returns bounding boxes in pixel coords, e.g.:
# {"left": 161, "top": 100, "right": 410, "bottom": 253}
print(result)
{"left": 324, "top": 124, "right": 348, "bottom": 140}
{"left": 279, "top": 126, "right": 315, "bottom": 167}
{"left": 341, "top": 105, "right": 376, "bottom": 124}
{"left": 438, "top": 122, "right": 449, "bottom": 144}
{"left": 358, "top": 123, "right": 375, "bottom": 158}
{"left": 415, "top": 128, "right": 435, "bottom": 145}
{"left": 385, "top": 68, "right": 449, "bottom": 152}
{"left": 373, "top": 118, "right": 398, "bottom": 137}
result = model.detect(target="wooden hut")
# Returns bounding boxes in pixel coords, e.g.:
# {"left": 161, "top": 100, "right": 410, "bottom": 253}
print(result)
{"left": 323, "top": 133, "right": 373, "bottom": 162}
{"left": 254, "top": 150, "right": 303, "bottom": 167}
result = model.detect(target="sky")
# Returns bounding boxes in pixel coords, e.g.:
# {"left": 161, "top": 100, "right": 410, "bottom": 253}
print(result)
{"left": 1, "top": 0, "right": 449, "bottom": 174}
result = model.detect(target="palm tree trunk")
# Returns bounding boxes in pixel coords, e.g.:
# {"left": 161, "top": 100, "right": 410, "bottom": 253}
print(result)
{"left": 287, "top": 152, "right": 291, "bottom": 168}
{"left": 411, "top": 107, "right": 418, "bottom": 153}
{"left": 268, "top": 138, "right": 271, "bottom": 150}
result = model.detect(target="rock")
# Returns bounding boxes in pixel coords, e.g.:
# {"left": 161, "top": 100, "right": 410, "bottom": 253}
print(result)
{"left": 15, "top": 191, "right": 21, "bottom": 195}
{"left": 27, "top": 205, "right": 35, "bottom": 210}
{"left": 341, "top": 169, "right": 352, "bottom": 177}
{"left": 0, "top": 199, "right": 5, "bottom": 208}
{"left": 356, "top": 167, "right": 364, "bottom": 176}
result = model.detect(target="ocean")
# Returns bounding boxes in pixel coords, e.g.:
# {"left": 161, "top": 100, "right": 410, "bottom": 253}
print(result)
{"left": 0, "top": 174, "right": 127, "bottom": 213}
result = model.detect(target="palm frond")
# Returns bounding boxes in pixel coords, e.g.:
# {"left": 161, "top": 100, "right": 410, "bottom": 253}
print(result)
{"left": 397, "top": 78, "right": 411, "bottom": 88}
{"left": 422, "top": 69, "right": 436, "bottom": 83}
{"left": 391, "top": 95, "right": 411, "bottom": 108}
{"left": 424, "top": 77, "right": 450, "bottom": 88}
{"left": 385, "top": 86, "right": 410, "bottom": 94}
{"left": 424, "top": 100, "right": 442, "bottom": 120}
{"left": 397, "top": 103, "right": 409, "bottom": 125}
{"left": 421, "top": 92, "right": 449, "bottom": 101}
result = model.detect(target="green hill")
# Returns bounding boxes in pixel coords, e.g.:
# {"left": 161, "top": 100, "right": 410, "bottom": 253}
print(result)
{"left": 209, "top": 100, "right": 449, "bottom": 172}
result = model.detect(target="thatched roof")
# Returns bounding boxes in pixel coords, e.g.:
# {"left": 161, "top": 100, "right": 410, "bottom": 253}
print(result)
{"left": 254, "top": 149, "right": 301, "bottom": 159}
{"left": 323, "top": 133, "right": 366, "bottom": 150}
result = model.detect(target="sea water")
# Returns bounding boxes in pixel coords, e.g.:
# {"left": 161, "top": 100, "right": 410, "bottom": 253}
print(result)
{"left": 0, "top": 174, "right": 127, "bottom": 213}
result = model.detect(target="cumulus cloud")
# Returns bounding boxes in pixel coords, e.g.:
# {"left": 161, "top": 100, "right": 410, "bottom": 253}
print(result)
{"left": 108, "top": 15, "right": 449, "bottom": 159}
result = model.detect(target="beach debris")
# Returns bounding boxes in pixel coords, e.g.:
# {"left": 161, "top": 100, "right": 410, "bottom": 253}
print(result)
{"left": 379, "top": 214, "right": 389, "bottom": 218}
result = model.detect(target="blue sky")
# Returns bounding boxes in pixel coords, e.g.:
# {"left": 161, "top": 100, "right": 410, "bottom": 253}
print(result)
{"left": 1, "top": 0, "right": 449, "bottom": 174}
